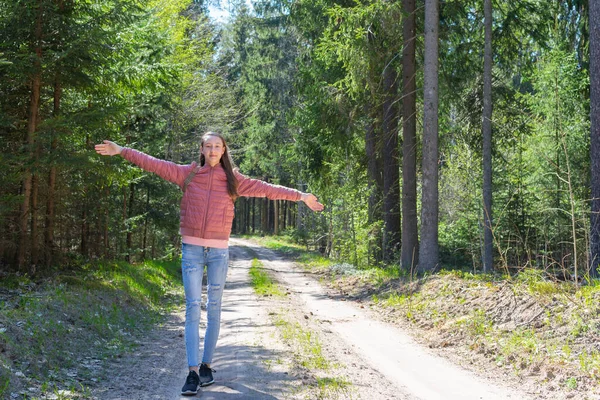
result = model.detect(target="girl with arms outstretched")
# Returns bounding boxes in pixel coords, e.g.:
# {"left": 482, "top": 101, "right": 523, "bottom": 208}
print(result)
{"left": 95, "top": 132, "right": 323, "bottom": 395}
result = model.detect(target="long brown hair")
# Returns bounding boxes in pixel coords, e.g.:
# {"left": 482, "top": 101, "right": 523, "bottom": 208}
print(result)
{"left": 200, "top": 131, "right": 239, "bottom": 199}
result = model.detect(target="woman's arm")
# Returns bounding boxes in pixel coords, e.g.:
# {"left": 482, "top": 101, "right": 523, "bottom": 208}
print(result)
{"left": 95, "top": 140, "right": 191, "bottom": 186}
{"left": 236, "top": 172, "right": 324, "bottom": 212}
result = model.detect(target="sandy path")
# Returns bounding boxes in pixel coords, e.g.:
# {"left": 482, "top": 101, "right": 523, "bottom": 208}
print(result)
{"left": 93, "top": 239, "right": 531, "bottom": 400}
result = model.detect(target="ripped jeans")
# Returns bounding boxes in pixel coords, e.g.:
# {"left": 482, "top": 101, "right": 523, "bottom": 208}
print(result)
{"left": 181, "top": 243, "right": 229, "bottom": 367}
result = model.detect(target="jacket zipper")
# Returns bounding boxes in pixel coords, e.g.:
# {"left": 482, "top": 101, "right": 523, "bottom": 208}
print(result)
{"left": 200, "top": 166, "right": 214, "bottom": 238}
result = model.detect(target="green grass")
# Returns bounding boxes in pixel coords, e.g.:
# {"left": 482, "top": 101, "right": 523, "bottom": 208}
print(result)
{"left": 315, "top": 376, "right": 351, "bottom": 399}
{"left": 248, "top": 259, "right": 285, "bottom": 297}
{"left": 0, "top": 259, "right": 182, "bottom": 399}
{"left": 273, "top": 314, "right": 330, "bottom": 370}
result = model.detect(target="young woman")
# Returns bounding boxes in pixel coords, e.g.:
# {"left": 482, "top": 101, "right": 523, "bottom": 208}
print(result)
{"left": 95, "top": 132, "right": 323, "bottom": 395}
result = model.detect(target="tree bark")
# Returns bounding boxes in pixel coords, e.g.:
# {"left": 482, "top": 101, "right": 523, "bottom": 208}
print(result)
{"left": 18, "top": 0, "right": 44, "bottom": 271}
{"left": 142, "top": 186, "right": 150, "bottom": 260}
{"left": 45, "top": 79, "right": 61, "bottom": 266}
{"left": 401, "top": 0, "right": 419, "bottom": 271}
{"left": 30, "top": 147, "right": 40, "bottom": 271}
{"left": 382, "top": 56, "right": 401, "bottom": 262}
{"left": 419, "top": 0, "right": 440, "bottom": 272}
{"left": 482, "top": 0, "right": 493, "bottom": 272}
{"left": 126, "top": 183, "right": 135, "bottom": 262}
{"left": 590, "top": 0, "right": 600, "bottom": 279}
{"left": 251, "top": 197, "right": 256, "bottom": 233}
{"left": 274, "top": 200, "right": 280, "bottom": 235}
{"left": 366, "top": 106, "right": 382, "bottom": 223}
{"left": 261, "top": 198, "right": 268, "bottom": 234}
{"left": 81, "top": 207, "right": 88, "bottom": 258}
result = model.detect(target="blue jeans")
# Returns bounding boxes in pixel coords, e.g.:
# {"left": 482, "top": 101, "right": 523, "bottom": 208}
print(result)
{"left": 181, "top": 243, "right": 229, "bottom": 367}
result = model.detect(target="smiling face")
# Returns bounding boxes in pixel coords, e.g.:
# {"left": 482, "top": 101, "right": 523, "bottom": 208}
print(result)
{"left": 201, "top": 134, "right": 226, "bottom": 167}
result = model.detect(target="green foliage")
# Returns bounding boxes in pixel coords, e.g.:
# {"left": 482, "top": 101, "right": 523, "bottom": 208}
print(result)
{"left": 0, "top": 259, "right": 182, "bottom": 396}
{"left": 0, "top": 0, "right": 239, "bottom": 269}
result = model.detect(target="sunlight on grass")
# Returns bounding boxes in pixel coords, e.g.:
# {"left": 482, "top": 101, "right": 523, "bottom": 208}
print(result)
{"left": 316, "top": 376, "right": 351, "bottom": 398}
{"left": 273, "top": 314, "right": 330, "bottom": 370}
{"left": 249, "top": 259, "right": 285, "bottom": 297}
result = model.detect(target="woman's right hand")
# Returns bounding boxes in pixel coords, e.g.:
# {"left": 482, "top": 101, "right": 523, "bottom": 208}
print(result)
{"left": 95, "top": 140, "right": 123, "bottom": 156}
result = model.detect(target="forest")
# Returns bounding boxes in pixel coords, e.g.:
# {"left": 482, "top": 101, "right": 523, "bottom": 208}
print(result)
{"left": 1, "top": 0, "right": 599, "bottom": 283}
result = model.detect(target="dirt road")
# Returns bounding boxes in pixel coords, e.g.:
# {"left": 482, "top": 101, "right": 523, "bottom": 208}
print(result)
{"left": 94, "top": 238, "right": 531, "bottom": 400}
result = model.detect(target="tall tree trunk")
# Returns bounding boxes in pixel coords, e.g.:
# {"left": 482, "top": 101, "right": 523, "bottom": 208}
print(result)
{"left": 366, "top": 109, "right": 381, "bottom": 222}
{"left": 419, "top": 0, "right": 440, "bottom": 272}
{"left": 251, "top": 197, "right": 256, "bottom": 233}
{"left": 126, "top": 183, "right": 135, "bottom": 262}
{"left": 104, "top": 188, "right": 109, "bottom": 258}
{"left": 482, "top": 0, "right": 493, "bottom": 272}
{"left": 30, "top": 145, "right": 40, "bottom": 271}
{"left": 45, "top": 79, "right": 61, "bottom": 266}
{"left": 268, "top": 198, "right": 275, "bottom": 233}
{"left": 261, "top": 198, "right": 268, "bottom": 234}
{"left": 382, "top": 58, "right": 401, "bottom": 262}
{"left": 590, "top": 0, "right": 600, "bottom": 279}
{"left": 142, "top": 186, "right": 150, "bottom": 260}
{"left": 365, "top": 104, "right": 383, "bottom": 265}
{"left": 401, "top": 0, "right": 419, "bottom": 271}
{"left": 18, "top": 0, "right": 44, "bottom": 271}
{"left": 274, "top": 200, "right": 280, "bottom": 235}
{"left": 81, "top": 207, "right": 88, "bottom": 257}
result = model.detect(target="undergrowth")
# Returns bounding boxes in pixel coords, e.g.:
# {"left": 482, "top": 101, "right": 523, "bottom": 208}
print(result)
{"left": 0, "top": 259, "right": 182, "bottom": 399}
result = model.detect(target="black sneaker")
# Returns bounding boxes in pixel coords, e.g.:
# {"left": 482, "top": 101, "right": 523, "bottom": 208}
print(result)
{"left": 199, "top": 363, "right": 215, "bottom": 387}
{"left": 181, "top": 370, "right": 200, "bottom": 396}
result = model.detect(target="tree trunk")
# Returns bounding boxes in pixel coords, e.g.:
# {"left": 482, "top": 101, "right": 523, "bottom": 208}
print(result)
{"left": 419, "top": 0, "right": 440, "bottom": 272}
{"left": 251, "top": 197, "right": 256, "bottom": 233}
{"left": 401, "top": 0, "right": 419, "bottom": 271}
{"left": 366, "top": 109, "right": 381, "bottom": 222}
{"left": 261, "top": 198, "right": 268, "bottom": 234}
{"left": 45, "top": 79, "right": 61, "bottom": 266}
{"left": 104, "top": 188, "right": 109, "bottom": 258}
{"left": 274, "top": 200, "right": 280, "bottom": 235}
{"left": 365, "top": 104, "right": 383, "bottom": 265}
{"left": 282, "top": 200, "right": 287, "bottom": 231}
{"left": 30, "top": 149, "right": 40, "bottom": 272}
{"left": 126, "top": 183, "right": 135, "bottom": 262}
{"left": 18, "top": 0, "right": 44, "bottom": 271}
{"left": 590, "top": 0, "right": 599, "bottom": 279}
{"left": 482, "top": 0, "right": 493, "bottom": 272}
{"left": 382, "top": 57, "right": 401, "bottom": 262}
{"left": 142, "top": 186, "right": 150, "bottom": 260}
{"left": 81, "top": 207, "right": 88, "bottom": 258}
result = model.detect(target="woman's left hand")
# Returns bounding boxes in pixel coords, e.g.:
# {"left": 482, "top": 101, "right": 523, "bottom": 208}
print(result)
{"left": 301, "top": 193, "right": 324, "bottom": 212}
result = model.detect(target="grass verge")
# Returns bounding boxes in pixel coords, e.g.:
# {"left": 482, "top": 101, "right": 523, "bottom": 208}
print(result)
{"left": 0, "top": 259, "right": 183, "bottom": 399}
{"left": 246, "top": 255, "right": 351, "bottom": 398}
{"left": 242, "top": 234, "right": 600, "bottom": 398}
{"left": 249, "top": 259, "right": 285, "bottom": 297}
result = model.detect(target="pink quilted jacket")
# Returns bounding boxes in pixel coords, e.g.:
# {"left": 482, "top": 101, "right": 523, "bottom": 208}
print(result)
{"left": 121, "top": 148, "right": 302, "bottom": 241}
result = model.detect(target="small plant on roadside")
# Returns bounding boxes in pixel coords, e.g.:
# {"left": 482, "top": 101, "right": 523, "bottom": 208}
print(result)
{"left": 249, "top": 259, "right": 285, "bottom": 297}
{"left": 564, "top": 376, "right": 578, "bottom": 390}
{"left": 315, "top": 376, "right": 351, "bottom": 399}
{"left": 273, "top": 314, "right": 331, "bottom": 370}
{"left": 578, "top": 350, "right": 600, "bottom": 380}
